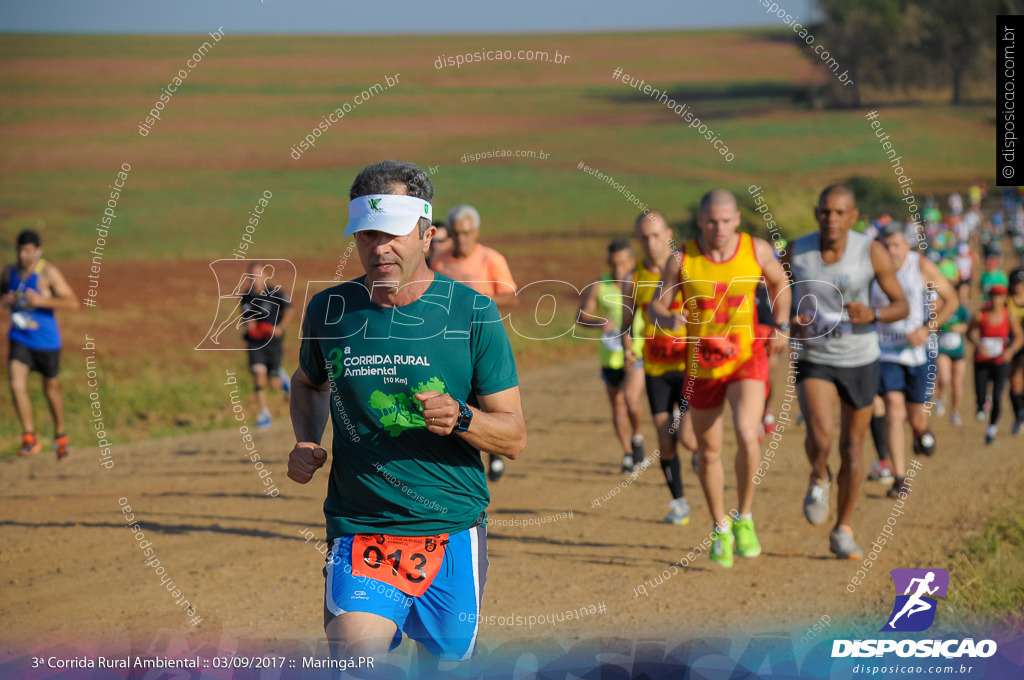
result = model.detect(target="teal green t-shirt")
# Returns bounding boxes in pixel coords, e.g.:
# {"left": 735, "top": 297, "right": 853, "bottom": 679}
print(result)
{"left": 299, "top": 273, "right": 519, "bottom": 539}
{"left": 938, "top": 305, "right": 971, "bottom": 359}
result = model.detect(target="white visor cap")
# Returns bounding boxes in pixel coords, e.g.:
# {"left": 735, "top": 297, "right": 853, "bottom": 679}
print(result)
{"left": 345, "top": 194, "right": 433, "bottom": 237}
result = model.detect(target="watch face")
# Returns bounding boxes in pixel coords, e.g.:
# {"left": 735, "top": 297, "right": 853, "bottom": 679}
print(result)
{"left": 456, "top": 401, "right": 472, "bottom": 430}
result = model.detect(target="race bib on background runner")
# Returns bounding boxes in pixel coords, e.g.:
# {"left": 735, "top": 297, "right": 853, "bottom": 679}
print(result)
{"left": 878, "top": 327, "right": 908, "bottom": 351}
{"left": 939, "top": 332, "right": 962, "bottom": 352}
{"left": 980, "top": 337, "right": 1004, "bottom": 359}
{"left": 696, "top": 335, "right": 740, "bottom": 369}
{"left": 600, "top": 329, "right": 624, "bottom": 353}
{"left": 645, "top": 335, "right": 687, "bottom": 364}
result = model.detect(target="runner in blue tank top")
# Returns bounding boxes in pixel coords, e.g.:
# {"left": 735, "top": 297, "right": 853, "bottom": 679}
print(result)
{"left": 2, "top": 230, "right": 79, "bottom": 460}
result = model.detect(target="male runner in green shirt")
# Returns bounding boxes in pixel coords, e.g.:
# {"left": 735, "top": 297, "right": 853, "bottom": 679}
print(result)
{"left": 288, "top": 160, "right": 526, "bottom": 667}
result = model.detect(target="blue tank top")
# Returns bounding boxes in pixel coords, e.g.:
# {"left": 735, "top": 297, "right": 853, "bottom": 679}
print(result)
{"left": 8, "top": 260, "right": 62, "bottom": 350}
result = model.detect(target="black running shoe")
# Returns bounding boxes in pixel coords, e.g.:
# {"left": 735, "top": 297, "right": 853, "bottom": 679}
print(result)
{"left": 887, "top": 478, "right": 910, "bottom": 498}
{"left": 631, "top": 438, "right": 644, "bottom": 465}
{"left": 488, "top": 455, "right": 505, "bottom": 482}
{"left": 914, "top": 431, "right": 936, "bottom": 457}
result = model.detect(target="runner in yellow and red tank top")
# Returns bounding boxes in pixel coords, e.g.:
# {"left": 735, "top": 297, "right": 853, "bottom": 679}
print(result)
{"left": 649, "top": 190, "right": 791, "bottom": 567}
{"left": 622, "top": 210, "right": 697, "bottom": 526}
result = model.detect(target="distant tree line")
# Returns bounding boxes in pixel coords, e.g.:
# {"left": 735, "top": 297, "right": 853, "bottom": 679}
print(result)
{"left": 808, "top": 0, "right": 1014, "bottom": 106}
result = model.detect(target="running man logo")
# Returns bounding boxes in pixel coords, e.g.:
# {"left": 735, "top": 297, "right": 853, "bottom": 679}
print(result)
{"left": 880, "top": 568, "right": 949, "bottom": 632}
{"left": 196, "top": 259, "right": 296, "bottom": 350}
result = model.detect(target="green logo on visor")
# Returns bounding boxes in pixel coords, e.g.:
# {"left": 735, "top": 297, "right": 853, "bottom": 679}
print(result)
{"left": 368, "top": 198, "right": 384, "bottom": 213}
{"left": 424, "top": 204, "right": 429, "bottom": 214}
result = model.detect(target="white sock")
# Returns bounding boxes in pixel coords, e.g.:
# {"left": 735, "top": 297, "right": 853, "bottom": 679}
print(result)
{"left": 738, "top": 513, "right": 752, "bottom": 521}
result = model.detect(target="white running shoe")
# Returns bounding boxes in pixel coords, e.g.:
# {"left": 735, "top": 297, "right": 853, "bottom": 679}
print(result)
{"left": 803, "top": 477, "right": 831, "bottom": 525}
{"left": 663, "top": 497, "right": 690, "bottom": 525}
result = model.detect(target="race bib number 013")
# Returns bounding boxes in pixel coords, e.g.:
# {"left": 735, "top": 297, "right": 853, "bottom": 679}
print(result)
{"left": 352, "top": 533, "right": 449, "bottom": 597}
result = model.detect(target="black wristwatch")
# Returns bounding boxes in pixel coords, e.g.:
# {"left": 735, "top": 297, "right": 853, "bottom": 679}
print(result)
{"left": 453, "top": 397, "right": 473, "bottom": 432}
{"left": 873, "top": 308, "right": 881, "bottom": 323}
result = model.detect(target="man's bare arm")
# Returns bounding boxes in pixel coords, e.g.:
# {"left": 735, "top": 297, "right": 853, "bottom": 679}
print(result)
{"left": 27, "top": 263, "right": 79, "bottom": 311}
{"left": 920, "top": 257, "right": 958, "bottom": 331}
{"left": 647, "top": 251, "right": 683, "bottom": 332}
{"left": 1006, "top": 312, "right": 1024, "bottom": 359}
{"left": 288, "top": 366, "right": 332, "bottom": 483}
{"left": 275, "top": 305, "right": 296, "bottom": 335}
{"left": 491, "top": 293, "right": 520, "bottom": 307}
{"left": 415, "top": 385, "right": 526, "bottom": 459}
{"left": 849, "top": 241, "right": 907, "bottom": 324}
{"left": 755, "top": 238, "right": 791, "bottom": 351}
{"left": 577, "top": 278, "right": 606, "bottom": 327}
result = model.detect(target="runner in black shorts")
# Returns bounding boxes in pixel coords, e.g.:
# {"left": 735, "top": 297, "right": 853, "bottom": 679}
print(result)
{"left": 644, "top": 372, "right": 690, "bottom": 421}
{"left": 577, "top": 238, "right": 646, "bottom": 473}
{"left": 622, "top": 211, "right": 696, "bottom": 525}
{"left": 239, "top": 262, "right": 293, "bottom": 430}
{"left": 8, "top": 341, "right": 60, "bottom": 379}
{"left": 2, "top": 229, "right": 79, "bottom": 460}
{"left": 248, "top": 334, "right": 284, "bottom": 374}
{"left": 785, "top": 186, "right": 908, "bottom": 560}
{"left": 793, "top": 362, "right": 881, "bottom": 411}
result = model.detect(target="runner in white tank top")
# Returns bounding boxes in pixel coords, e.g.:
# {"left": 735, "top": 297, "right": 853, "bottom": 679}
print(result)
{"left": 870, "top": 223, "right": 958, "bottom": 498}
{"left": 784, "top": 185, "right": 909, "bottom": 561}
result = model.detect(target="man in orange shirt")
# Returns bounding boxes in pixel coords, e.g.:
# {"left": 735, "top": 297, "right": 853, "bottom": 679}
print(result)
{"left": 430, "top": 205, "right": 518, "bottom": 307}
{"left": 430, "top": 204, "right": 518, "bottom": 481}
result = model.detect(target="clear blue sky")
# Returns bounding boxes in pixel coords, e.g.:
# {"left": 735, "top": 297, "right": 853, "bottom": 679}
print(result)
{"left": 0, "top": 0, "right": 818, "bottom": 34}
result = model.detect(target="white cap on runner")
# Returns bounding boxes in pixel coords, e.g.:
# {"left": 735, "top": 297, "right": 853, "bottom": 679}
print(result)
{"left": 345, "top": 194, "right": 432, "bottom": 237}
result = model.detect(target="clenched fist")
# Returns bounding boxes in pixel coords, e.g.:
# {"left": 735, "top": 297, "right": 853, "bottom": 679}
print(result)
{"left": 288, "top": 442, "right": 327, "bottom": 483}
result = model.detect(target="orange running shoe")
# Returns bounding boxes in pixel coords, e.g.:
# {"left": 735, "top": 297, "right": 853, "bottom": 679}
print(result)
{"left": 18, "top": 433, "right": 42, "bottom": 457}
{"left": 55, "top": 434, "right": 71, "bottom": 462}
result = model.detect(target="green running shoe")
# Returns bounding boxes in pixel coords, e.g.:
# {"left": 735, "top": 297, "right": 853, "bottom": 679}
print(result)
{"left": 710, "top": 522, "right": 735, "bottom": 568}
{"left": 733, "top": 516, "right": 762, "bottom": 558}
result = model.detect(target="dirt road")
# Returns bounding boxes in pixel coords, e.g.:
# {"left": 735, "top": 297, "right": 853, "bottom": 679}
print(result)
{"left": 2, "top": 350, "right": 1020, "bottom": 663}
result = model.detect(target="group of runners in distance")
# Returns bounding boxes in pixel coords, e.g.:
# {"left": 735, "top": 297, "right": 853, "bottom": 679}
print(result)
{"left": 7, "top": 160, "right": 1024, "bottom": 673}
{"left": 580, "top": 182, "right": 1024, "bottom": 567}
